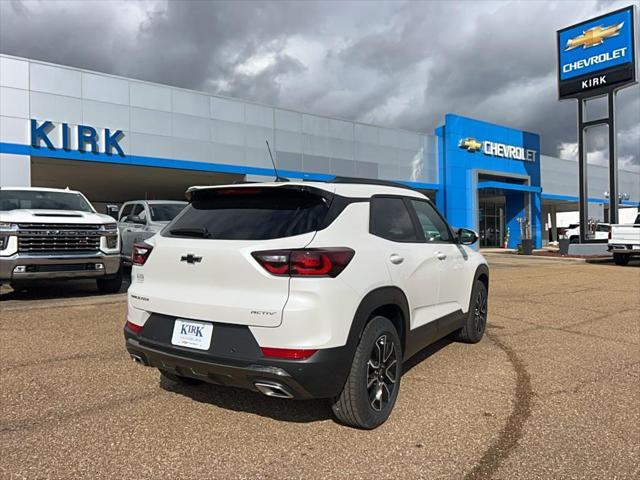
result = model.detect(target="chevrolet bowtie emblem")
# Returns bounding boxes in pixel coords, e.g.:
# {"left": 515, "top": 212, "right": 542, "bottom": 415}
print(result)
{"left": 458, "top": 138, "right": 482, "bottom": 153}
{"left": 180, "top": 254, "right": 202, "bottom": 264}
{"left": 565, "top": 22, "right": 624, "bottom": 50}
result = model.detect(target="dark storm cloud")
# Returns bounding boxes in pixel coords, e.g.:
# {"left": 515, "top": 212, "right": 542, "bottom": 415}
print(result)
{"left": 0, "top": 0, "right": 320, "bottom": 96}
{"left": 1, "top": 0, "right": 638, "bottom": 169}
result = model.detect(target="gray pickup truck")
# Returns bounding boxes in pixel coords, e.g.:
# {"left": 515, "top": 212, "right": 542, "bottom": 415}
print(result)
{"left": 117, "top": 200, "right": 187, "bottom": 263}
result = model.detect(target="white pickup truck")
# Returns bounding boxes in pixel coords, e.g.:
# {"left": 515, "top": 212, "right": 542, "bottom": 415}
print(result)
{"left": 608, "top": 214, "right": 640, "bottom": 266}
{"left": 0, "top": 187, "right": 122, "bottom": 292}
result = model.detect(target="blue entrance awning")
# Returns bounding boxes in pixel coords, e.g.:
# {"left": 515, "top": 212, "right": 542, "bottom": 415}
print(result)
{"left": 477, "top": 180, "right": 542, "bottom": 193}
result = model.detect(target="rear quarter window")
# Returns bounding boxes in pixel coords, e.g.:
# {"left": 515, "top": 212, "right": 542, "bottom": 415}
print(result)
{"left": 165, "top": 187, "right": 330, "bottom": 240}
{"left": 370, "top": 196, "right": 420, "bottom": 242}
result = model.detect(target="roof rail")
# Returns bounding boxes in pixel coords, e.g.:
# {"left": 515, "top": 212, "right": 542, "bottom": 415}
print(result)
{"left": 329, "top": 176, "right": 419, "bottom": 191}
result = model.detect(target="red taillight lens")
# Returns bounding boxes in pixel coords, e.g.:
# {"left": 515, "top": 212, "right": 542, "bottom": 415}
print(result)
{"left": 126, "top": 320, "right": 143, "bottom": 334}
{"left": 252, "top": 248, "right": 354, "bottom": 277}
{"left": 260, "top": 347, "right": 318, "bottom": 360}
{"left": 290, "top": 249, "right": 354, "bottom": 276}
{"left": 132, "top": 243, "right": 153, "bottom": 266}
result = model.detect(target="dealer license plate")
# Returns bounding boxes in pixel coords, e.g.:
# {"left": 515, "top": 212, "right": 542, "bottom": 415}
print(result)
{"left": 171, "top": 319, "right": 213, "bottom": 351}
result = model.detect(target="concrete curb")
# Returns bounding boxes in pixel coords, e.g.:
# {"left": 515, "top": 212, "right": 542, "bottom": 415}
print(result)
{"left": 481, "top": 252, "right": 611, "bottom": 263}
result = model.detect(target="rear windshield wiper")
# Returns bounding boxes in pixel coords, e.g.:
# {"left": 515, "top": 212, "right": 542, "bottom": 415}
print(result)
{"left": 169, "top": 227, "right": 211, "bottom": 238}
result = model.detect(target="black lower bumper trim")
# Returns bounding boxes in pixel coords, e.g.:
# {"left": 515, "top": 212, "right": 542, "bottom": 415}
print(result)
{"left": 126, "top": 337, "right": 317, "bottom": 398}
{"left": 124, "top": 321, "right": 354, "bottom": 399}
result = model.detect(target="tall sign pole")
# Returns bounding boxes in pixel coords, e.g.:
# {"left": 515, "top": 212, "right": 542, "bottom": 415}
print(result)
{"left": 557, "top": 5, "right": 637, "bottom": 243}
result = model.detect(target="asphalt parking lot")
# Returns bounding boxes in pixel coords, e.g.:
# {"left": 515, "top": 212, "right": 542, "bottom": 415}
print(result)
{"left": 1, "top": 256, "right": 639, "bottom": 479}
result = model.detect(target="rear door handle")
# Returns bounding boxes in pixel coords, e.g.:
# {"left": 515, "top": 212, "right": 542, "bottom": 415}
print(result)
{"left": 435, "top": 251, "right": 447, "bottom": 261}
{"left": 389, "top": 254, "right": 404, "bottom": 265}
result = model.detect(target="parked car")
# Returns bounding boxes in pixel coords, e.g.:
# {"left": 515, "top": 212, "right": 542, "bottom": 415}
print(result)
{"left": 562, "top": 222, "right": 610, "bottom": 243}
{"left": 124, "top": 179, "right": 489, "bottom": 429}
{"left": 0, "top": 187, "right": 122, "bottom": 292}
{"left": 608, "top": 213, "right": 640, "bottom": 266}
{"left": 118, "top": 200, "right": 187, "bottom": 263}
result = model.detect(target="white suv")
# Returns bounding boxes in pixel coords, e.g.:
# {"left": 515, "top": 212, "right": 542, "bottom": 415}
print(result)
{"left": 124, "top": 180, "right": 489, "bottom": 429}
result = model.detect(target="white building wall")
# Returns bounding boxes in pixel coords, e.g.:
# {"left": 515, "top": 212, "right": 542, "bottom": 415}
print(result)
{"left": 541, "top": 155, "right": 640, "bottom": 204}
{"left": 0, "top": 56, "right": 31, "bottom": 186}
{"left": 0, "top": 154, "right": 30, "bottom": 186}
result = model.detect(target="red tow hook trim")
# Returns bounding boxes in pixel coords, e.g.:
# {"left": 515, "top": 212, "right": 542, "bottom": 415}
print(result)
{"left": 126, "top": 320, "right": 143, "bottom": 334}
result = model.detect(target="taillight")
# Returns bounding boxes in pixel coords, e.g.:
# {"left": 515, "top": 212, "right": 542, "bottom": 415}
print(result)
{"left": 260, "top": 347, "right": 318, "bottom": 360}
{"left": 252, "top": 248, "right": 354, "bottom": 277}
{"left": 252, "top": 251, "right": 289, "bottom": 275}
{"left": 132, "top": 243, "right": 153, "bottom": 266}
{"left": 126, "top": 320, "right": 143, "bottom": 334}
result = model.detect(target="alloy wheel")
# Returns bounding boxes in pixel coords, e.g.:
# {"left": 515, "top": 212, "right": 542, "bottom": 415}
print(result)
{"left": 474, "top": 288, "right": 487, "bottom": 335}
{"left": 366, "top": 334, "right": 398, "bottom": 412}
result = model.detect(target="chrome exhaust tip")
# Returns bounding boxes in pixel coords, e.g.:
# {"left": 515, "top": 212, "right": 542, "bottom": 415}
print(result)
{"left": 254, "top": 381, "right": 294, "bottom": 399}
{"left": 130, "top": 353, "right": 145, "bottom": 365}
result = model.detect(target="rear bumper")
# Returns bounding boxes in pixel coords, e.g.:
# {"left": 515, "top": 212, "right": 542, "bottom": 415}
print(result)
{"left": 0, "top": 252, "right": 121, "bottom": 281}
{"left": 124, "top": 317, "right": 354, "bottom": 399}
{"left": 607, "top": 244, "right": 640, "bottom": 254}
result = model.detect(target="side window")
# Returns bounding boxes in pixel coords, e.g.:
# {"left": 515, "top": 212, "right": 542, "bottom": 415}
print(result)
{"left": 371, "top": 197, "right": 420, "bottom": 242}
{"left": 119, "top": 204, "right": 133, "bottom": 221}
{"left": 138, "top": 207, "right": 148, "bottom": 222}
{"left": 409, "top": 199, "right": 452, "bottom": 243}
{"left": 131, "top": 204, "right": 144, "bottom": 217}
{"left": 596, "top": 224, "right": 609, "bottom": 232}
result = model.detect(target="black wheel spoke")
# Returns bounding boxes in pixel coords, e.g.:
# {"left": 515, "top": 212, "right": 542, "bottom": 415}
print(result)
{"left": 384, "top": 360, "right": 397, "bottom": 383}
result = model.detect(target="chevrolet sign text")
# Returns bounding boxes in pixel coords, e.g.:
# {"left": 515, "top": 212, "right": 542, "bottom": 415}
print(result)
{"left": 562, "top": 47, "right": 628, "bottom": 74}
{"left": 482, "top": 141, "right": 535, "bottom": 162}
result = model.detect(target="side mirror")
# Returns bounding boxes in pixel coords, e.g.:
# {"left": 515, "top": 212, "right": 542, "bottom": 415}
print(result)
{"left": 457, "top": 228, "right": 478, "bottom": 245}
{"left": 105, "top": 204, "right": 119, "bottom": 220}
{"left": 126, "top": 215, "right": 145, "bottom": 225}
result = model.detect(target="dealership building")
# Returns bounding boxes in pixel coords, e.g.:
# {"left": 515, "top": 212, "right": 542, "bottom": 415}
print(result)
{"left": 1, "top": 54, "right": 639, "bottom": 248}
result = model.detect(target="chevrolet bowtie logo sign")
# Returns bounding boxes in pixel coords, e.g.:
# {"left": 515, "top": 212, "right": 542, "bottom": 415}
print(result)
{"left": 458, "top": 138, "right": 482, "bottom": 153}
{"left": 565, "top": 22, "right": 624, "bottom": 50}
{"left": 458, "top": 137, "right": 536, "bottom": 162}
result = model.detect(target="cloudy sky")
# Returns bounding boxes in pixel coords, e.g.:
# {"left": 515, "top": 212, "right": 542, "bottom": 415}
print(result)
{"left": 1, "top": 0, "right": 639, "bottom": 170}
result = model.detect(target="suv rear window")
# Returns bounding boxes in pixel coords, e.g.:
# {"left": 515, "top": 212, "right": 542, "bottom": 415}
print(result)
{"left": 165, "top": 187, "right": 330, "bottom": 240}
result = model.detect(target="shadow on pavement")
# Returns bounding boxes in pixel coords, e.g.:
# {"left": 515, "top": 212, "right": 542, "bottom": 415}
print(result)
{"left": 159, "top": 375, "right": 332, "bottom": 424}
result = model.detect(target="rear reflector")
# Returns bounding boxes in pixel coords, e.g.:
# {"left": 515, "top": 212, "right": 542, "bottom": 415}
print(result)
{"left": 260, "top": 347, "right": 318, "bottom": 360}
{"left": 252, "top": 248, "right": 354, "bottom": 277}
{"left": 132, "top": 243, "right": 153, "bottom": 266}
{"left": 126, "top": 320, "right": 143, "bottom": 334}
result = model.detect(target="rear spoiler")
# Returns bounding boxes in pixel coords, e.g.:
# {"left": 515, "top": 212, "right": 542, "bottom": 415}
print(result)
{"left": 184, "top": 183, "right": 334, "bottom": 203}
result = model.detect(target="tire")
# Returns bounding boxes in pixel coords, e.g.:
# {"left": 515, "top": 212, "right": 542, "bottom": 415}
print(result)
{"left": 331, "top": 316, "right": 402, "bottom": 429}
{"left": 10, "top": 282, "right": 29, "bottom": 292}
{"left": 96, "top": 267, "right": 123, "bottom": 293}
{"left": 160, "top": 370, "right": 203, "bottom": 386}
{"left": 456, "top": 280, "right": 488, "bottom": 344}
{"left": 613, "top": 253, "right": 630, "bottom": 266}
